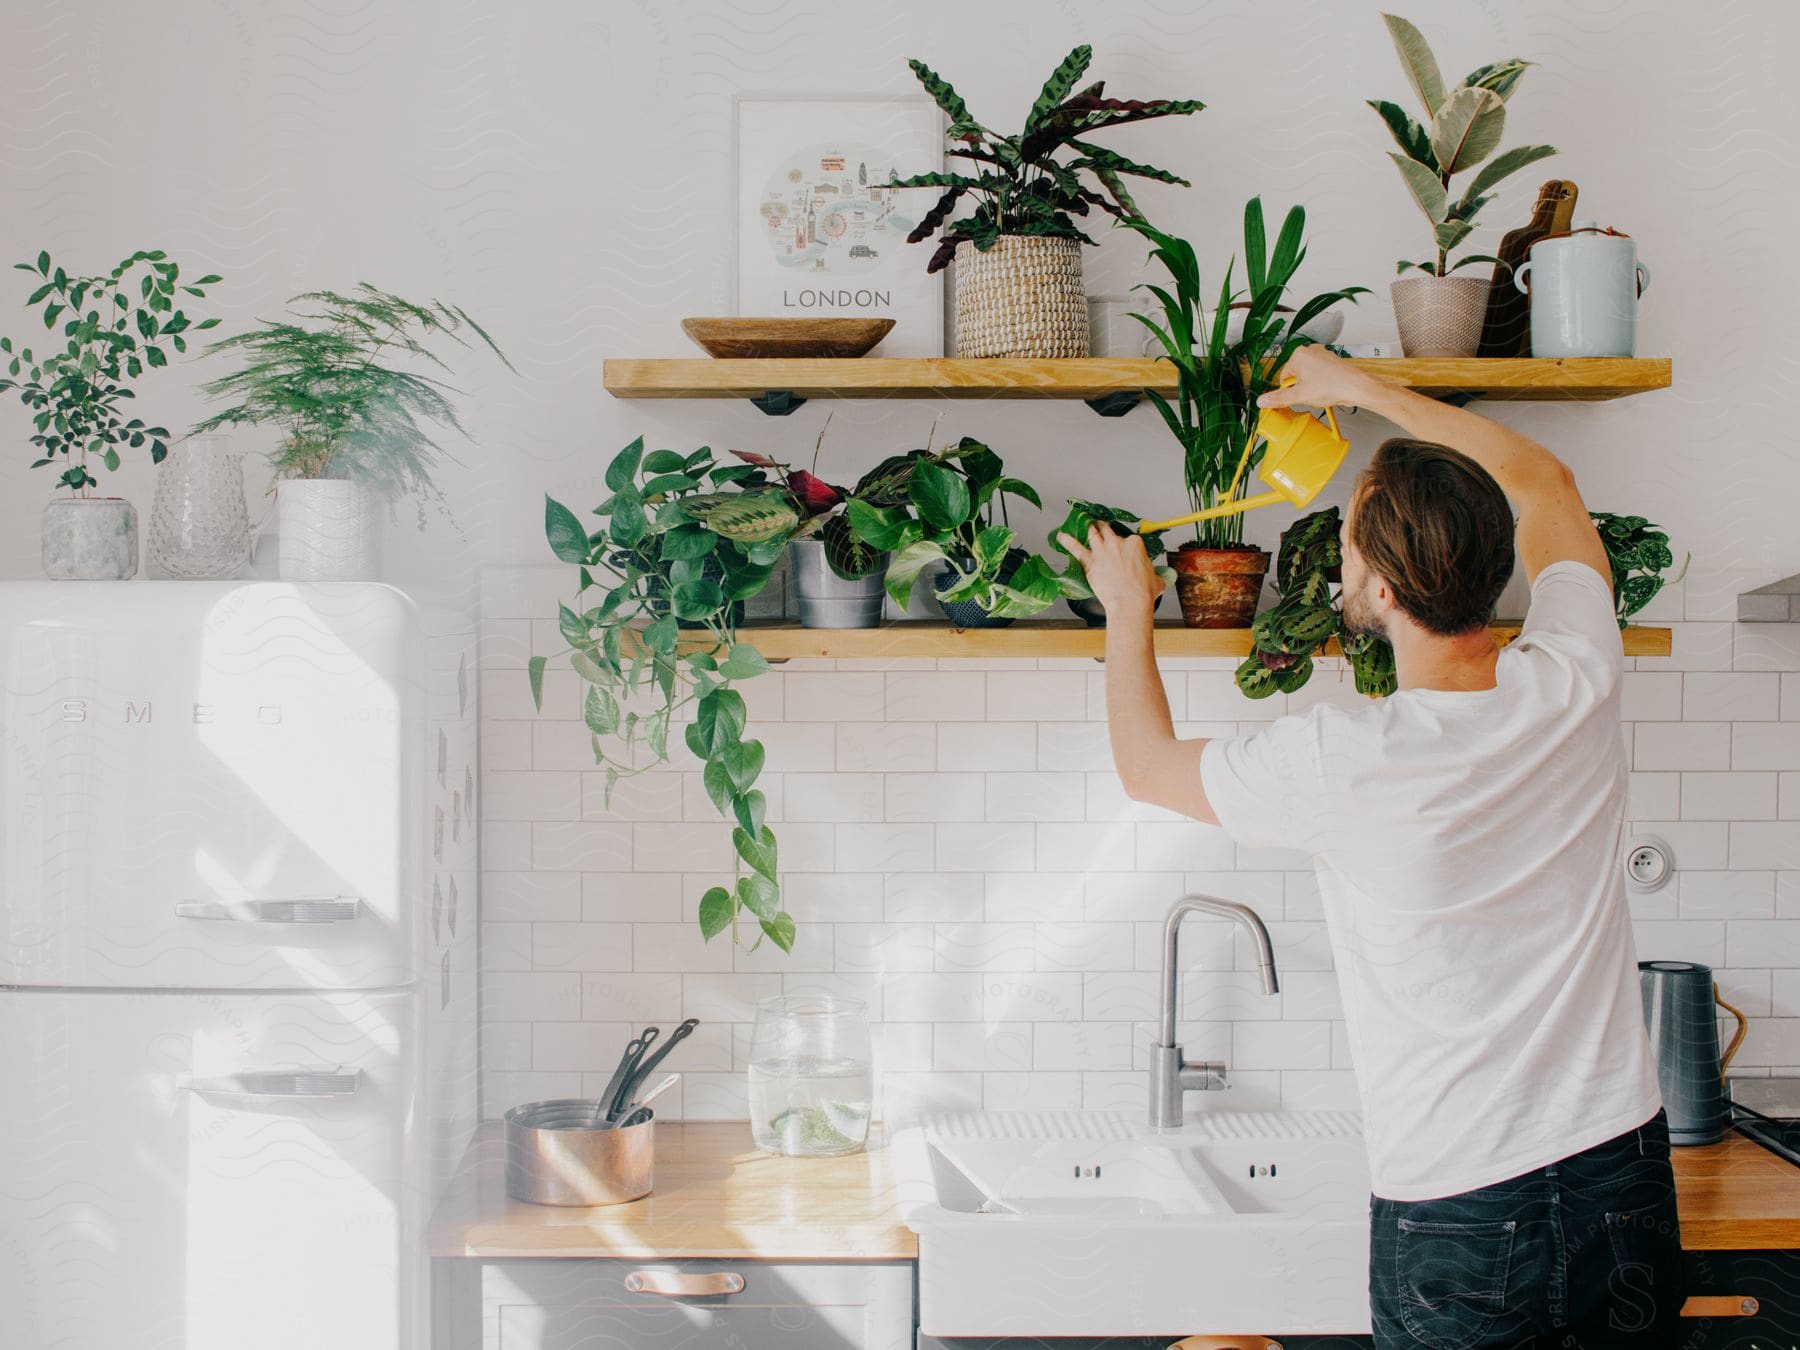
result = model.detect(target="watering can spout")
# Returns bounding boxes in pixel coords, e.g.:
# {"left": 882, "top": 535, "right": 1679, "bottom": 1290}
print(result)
{"left": 1138, "top": 391, "right": 1350, "bottom": 536}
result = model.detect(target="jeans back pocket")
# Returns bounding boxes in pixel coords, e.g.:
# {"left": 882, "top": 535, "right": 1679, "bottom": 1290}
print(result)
{"left": 1396, "top": 1216, "right": 1517, "bottom": 1350}
{"left": 1602, "top": 1197, "right": 1684, "bottom": 1338}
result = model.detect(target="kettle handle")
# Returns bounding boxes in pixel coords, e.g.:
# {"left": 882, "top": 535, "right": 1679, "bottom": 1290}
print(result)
{"left": 1513, "top": 260, "right": 1532, "bottom": 295}
{"left": 1715, "top": 982, "right": 1749, "bottom": 1080}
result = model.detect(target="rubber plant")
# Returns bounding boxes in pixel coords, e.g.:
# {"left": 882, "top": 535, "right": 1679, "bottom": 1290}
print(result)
{"left": 1236, "top": 507, "right": 1397, "bottom": 700}
{"left": 0, "top": 248, "right": 221, "bottom": 491}
{"left": 892, "top": 44, "right": 1205, "bottom": 272}
{"left": 533, "top": 438, "right": 800, "bottom": 953}
{"left": 1370, "top": 13, "right": 1556, "bottom": 277}
{"left": 1592, "top": 512, "right": 1687, "bottom": 629}
{"left": 1126, "top": 200, "right": 1366, "bottom": 549}
{"left": 847, "top": 436, "right": 1069, "bottom": 620}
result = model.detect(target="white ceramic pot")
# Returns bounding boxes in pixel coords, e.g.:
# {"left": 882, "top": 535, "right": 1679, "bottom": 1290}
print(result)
{"left": 1391, "top": 274, "right": 1491, "bottom": 358}
{"left": 42, "top": 497, "right": 139, "bottom": 579}
{"left": 277, "top": 479, "right": 379, "bottom": 581}
{"left": 1514, "top": 223, "right": 1651, "bottom": 358}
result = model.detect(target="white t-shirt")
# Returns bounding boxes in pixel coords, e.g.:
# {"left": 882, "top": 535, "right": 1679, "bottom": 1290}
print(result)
{"left": 1200, "top": 560, "right": 1661, "bottom": 1201}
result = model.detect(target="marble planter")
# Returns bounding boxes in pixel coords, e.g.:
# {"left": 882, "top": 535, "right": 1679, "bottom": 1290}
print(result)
{"left": 42, "top": 497, "right": 139, "bottom": 579}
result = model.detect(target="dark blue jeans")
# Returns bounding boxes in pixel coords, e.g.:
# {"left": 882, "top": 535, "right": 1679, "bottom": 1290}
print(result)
{"left": 1369, "top": 1109, "right": 1685, "bottom": 1349}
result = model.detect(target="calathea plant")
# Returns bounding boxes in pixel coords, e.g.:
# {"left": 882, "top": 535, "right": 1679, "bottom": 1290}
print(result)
{"left": 726, "top": 418, "right": 891, "bottom": 583}
{"left": 1370, "top": 12, "right": 1556, "bottom": 277}
{"left": 893, "top": 45, "right": 1204, "bottom": 272}
{"left": 1236, "top": 507, "right": 1397, "bottom": 700}
{"left": 0, "top": 249, "right": 220, "bottom": 491}
{"left": 847, "top": 437, "right": 1067, "bottom": 620}
{"left": 534, "top": 438, "right": 797, "bottom": 953}
{"left": 1591, "top": 512, "right": 1687, "bottom": 629}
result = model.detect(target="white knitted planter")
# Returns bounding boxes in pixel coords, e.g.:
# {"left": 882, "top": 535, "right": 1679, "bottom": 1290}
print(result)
{"left": 277, "top": 479, "right": 379, "bottom": 581}
{"left": 1391, "top": 274, "right": 1492, "bottom": 358}
{"left": 953, "top": 235, "right": 1089, "bottom": 359}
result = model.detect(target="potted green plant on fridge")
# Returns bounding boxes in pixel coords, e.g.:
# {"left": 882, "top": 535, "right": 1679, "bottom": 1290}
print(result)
{"left": 1127, "top": 200, "right": 1366, "bottom": 627}
{"left": 1369, "top": 12, "right": 1555, "bottom": 356}
{"left": 194, "top": 285, "right": 510, "bottom": 580}
{"left": 0, "top": 249, "right": 221, "bottom": 578}
{"left": 1048, "top": 499, "right": 1173, "bottom": 626}
{"left": 893, "top": 44, "right": 1204, "bottom": 358}
{"left": 847, "top": 437, "right": 1067, "bottom": 627}
{"left": 535, "top": 438, "right": 797, "bottom": 953}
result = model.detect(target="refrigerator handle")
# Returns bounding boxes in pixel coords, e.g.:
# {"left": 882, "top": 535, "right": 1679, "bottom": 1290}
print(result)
{"left": 174, "top": 898, "right": 363, "bottom": 924}
{"left": 177, "top": 1068, "right": 363, "bottom": 1097}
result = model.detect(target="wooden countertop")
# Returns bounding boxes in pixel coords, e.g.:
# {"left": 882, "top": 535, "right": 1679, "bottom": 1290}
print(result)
{"left": 428, "top": 1121, "right": 1800, "bottom": 1261}
{"left": 427, "top": 1120, "right": 916, "bottom": 1260}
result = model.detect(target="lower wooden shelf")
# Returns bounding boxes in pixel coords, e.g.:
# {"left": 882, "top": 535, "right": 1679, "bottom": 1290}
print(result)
{"left": 687, "top": 622, "right": 1673, "bottom": 660}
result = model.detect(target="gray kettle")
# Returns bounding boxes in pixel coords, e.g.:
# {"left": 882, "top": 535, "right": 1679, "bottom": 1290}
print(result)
{"left": 1639, "top": 960, "right": 1749, "bottom": 1145}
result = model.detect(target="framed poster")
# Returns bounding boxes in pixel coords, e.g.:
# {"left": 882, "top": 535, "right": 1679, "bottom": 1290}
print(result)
{"left": 734, "top": 95, "right": 946, "bottom": 357}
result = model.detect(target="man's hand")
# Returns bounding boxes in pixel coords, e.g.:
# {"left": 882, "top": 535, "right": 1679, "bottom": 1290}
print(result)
{"left": 1058, "top": 523, "right": 1166, "bottom": 622}
{"left": 1255, "top": 343, "right": 1382, "bottom": 414}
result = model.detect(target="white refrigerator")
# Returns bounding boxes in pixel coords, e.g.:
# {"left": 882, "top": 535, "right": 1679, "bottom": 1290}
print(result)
{"left": 0, "top": 581, "right": 463, "bottom": 1350}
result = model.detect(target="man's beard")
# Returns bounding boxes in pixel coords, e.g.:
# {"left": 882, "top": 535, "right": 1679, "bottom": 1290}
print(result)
{"left": 1341, "top": 581, "right": 1387, "bottom": 641}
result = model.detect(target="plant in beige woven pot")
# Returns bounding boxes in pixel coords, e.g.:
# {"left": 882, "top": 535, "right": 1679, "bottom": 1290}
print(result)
{"left": 1369, "top": 13, "right": 1556, "bottom": 357}
{"left": 892, "top": 45, "right": 1205, "bottom": 358}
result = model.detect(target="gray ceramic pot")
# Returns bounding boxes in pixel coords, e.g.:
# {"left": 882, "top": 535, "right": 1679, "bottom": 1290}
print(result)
{"left": 42, "top": 497, "right": 139, "bottom": 579}
{"left": 789, "top": 538, "right": 887, "bottom": 629}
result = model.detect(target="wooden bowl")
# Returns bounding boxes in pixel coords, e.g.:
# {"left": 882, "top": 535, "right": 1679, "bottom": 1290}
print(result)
{"left": 681, "top": 317, "right": 895, "bottom": 359}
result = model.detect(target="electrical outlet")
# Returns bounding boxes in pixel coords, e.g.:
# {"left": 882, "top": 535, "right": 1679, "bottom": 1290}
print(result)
{"left": 1624, "top": 835, "right": 1673, "bottom": 892}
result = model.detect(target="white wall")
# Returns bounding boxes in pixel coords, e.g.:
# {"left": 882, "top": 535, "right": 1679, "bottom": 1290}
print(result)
{"left": 4, "top": 0, "right": 1797, "bottom": 1122}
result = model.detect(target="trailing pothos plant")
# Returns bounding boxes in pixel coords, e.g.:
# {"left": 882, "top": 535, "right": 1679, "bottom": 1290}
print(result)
{"left": 1236, "top": 507, "right": 1397, "bottom": 700}
{"left": 1127, "top": 200, "right": 1366, "bottom": 550}
{"left": 0, "top": 248, "right": 221, "bottom": 492}
{"left": 1048, "top": 499, "right": 1174, "bottom": 597}
{"left": 847, "top": 436, "right": 1069, "bottom": 619}
{"left": 1369, "top": 12, "right": 1556, "bottom": 276}
{"left": 533, "top": 438, "right": 798, "bottom": 953}
{"left": 1592, "top": 512, "right": 1687, "bottom": 629}
{"left": 892, "top": 44, "right": 1205, "bottom": 272}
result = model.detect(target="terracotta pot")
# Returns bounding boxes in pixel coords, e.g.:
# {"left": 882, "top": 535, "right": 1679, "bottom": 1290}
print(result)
{"left": 1391, "top": 274, "right": 1491, "bottom": 358}
{"left": 1169, "top": 545, "right": 1271, "bottom": 628}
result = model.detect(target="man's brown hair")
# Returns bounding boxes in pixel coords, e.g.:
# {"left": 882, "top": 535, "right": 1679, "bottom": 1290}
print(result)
{"left": 1349, "top": 438, "right": 1515, "bottom": 635}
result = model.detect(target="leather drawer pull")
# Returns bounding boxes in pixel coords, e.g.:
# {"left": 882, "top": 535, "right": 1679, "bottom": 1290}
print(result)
{"left": 1681, "top": 1295, "right": 1759, "bottom": 1318}
{"left": 624, "top": 1270, "right": 745, "bottom": 1298}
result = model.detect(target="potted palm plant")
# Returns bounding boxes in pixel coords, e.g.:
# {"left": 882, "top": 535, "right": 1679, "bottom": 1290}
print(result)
{"left": 535, "top": 438, "right": 796, "bottom": 954}
{"left": 847, "top": 437, "right": 1067, "bottom": 627}
{"left": 1369, "top": 13, "right": 1555, "bottom": 356}
{"left": 195, "top": 285, "right": 510, "bottom": 580}
{"left": 1127, "top": 200, "right": 1366, "bottom": 627}
{"left": 0, "top": 249, "right": 221, "bottom": 578}
{"left": 893, "top": 45, "right": 1204, "bottom": 358}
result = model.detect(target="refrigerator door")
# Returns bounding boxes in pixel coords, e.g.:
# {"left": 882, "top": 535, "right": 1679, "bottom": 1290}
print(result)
{"left": 0, "top": 582, "right": 416, "bottom": 988}
{"left": 0, "top": 987, "right": 419, "bottom": 1350}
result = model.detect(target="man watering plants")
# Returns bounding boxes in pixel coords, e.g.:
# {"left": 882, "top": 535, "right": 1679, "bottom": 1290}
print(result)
{"left": 1060, "top": 343, "right": 1681, "bottom": 1348}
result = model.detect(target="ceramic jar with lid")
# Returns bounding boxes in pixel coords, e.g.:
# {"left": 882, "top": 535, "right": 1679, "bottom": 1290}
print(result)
{"left": 1513, "top": 221, "right": 1652, "bottom": 358}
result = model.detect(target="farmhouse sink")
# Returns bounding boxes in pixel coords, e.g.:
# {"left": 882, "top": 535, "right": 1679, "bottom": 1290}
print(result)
{"left": 891, "top": 1108, "right": 1373, "bottom": 1338}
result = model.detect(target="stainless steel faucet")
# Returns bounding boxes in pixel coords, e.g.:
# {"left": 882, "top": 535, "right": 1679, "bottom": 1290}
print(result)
{"left": 1149, "top": 894, "right": 1280, "bottom": 1129}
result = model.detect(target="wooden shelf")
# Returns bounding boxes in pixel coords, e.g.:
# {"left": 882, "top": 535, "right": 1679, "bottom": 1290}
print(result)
{"left": 691, "top": 621, "right": 1673, "bottom": 661}
{"left": 603, "top": 356, "right": 1671, "bottom": 414}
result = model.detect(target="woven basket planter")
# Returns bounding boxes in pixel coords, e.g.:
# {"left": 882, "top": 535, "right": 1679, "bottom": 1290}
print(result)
{"left": 1391, "top": 274, "right": 1491, "bottom": 358}
{"left": 954, "top": 236, "right": 1089, "bottom": 359}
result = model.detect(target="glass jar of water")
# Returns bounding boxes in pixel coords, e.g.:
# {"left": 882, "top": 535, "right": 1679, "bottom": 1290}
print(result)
{"left": 748, "top": 991, "right": 872, "bottom": 1157}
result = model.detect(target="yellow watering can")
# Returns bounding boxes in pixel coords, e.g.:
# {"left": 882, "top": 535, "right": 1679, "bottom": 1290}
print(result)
{"left": 1138, "top": 379, "right": 1349, "bottom": 535}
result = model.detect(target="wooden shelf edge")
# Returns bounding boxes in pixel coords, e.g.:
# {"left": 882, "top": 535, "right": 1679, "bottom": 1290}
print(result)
{"left": 603, "top": 356, "right": 1672, "bottom": 403}
{"left": 673, "top": 622, "right": 1672, "bottom": 660}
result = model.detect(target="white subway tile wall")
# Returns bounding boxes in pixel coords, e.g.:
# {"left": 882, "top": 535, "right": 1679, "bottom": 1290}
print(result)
{"left": 479, "top": 568, "right": 1800, "bottom": 1124}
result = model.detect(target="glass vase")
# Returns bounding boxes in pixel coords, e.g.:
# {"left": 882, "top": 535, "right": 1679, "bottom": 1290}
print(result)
{"left": 146, "top": 435, "right": 251, "bottom": 579}
{"left": 747, "top": 992, "right": 872, "bottom": 1156}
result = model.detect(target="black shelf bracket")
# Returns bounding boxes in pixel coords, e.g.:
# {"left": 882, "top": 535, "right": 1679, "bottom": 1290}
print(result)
{"left": 1084, "top": 391, "right": 1142, "bottom": 418}
{"left": 750, "top": 391, "right": 807, "bottom": 416}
